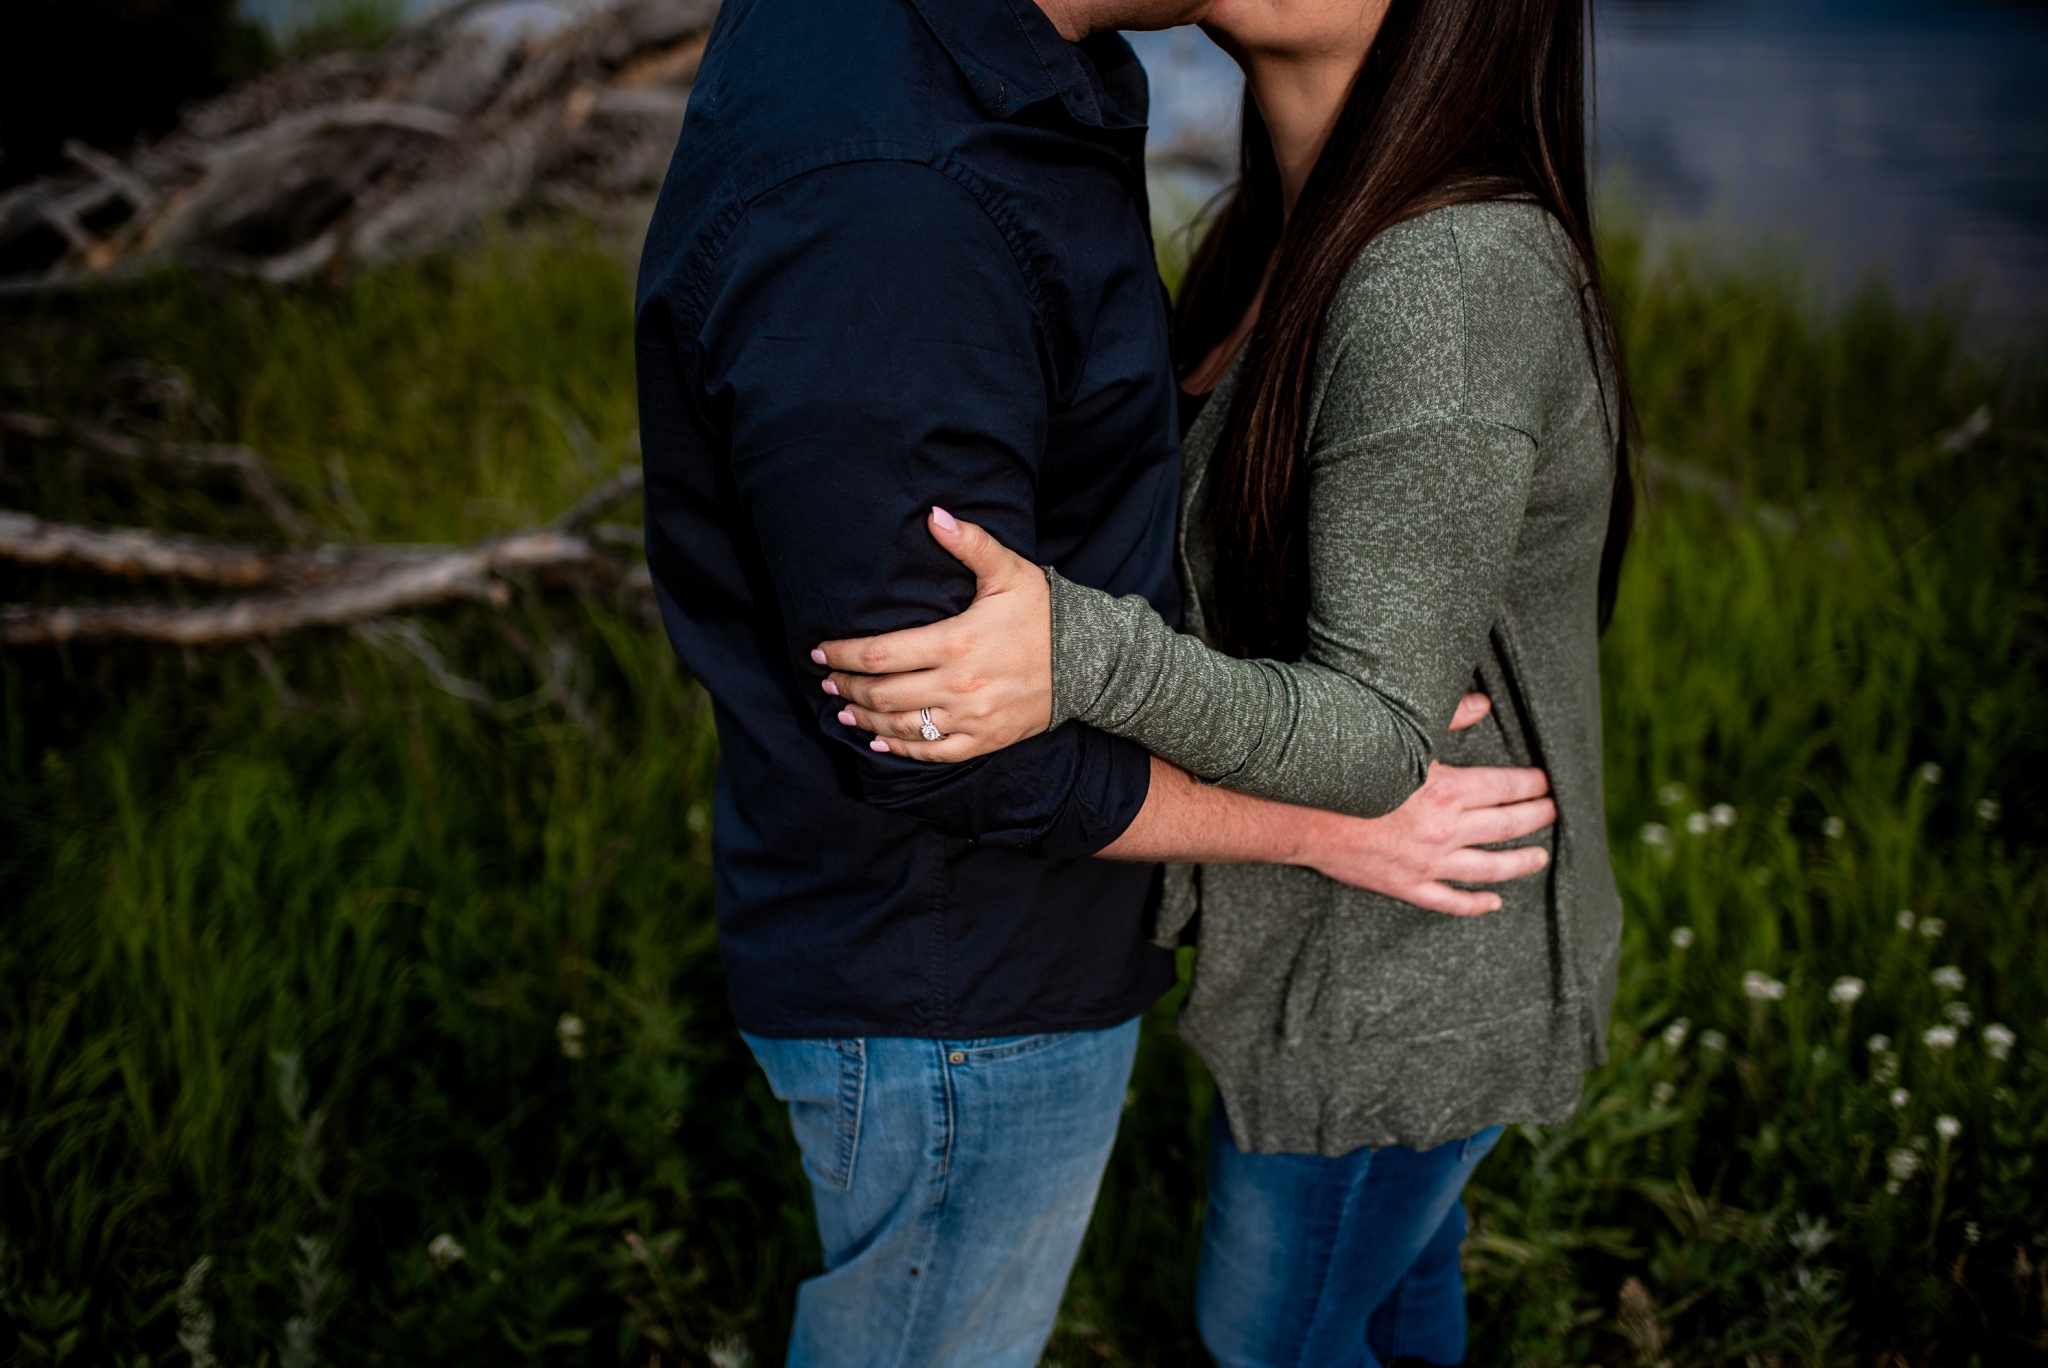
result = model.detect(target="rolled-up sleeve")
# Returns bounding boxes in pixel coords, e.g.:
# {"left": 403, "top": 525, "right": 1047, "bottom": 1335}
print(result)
{"left": 693, "top": 160, "right": 1151, "bottom": 856}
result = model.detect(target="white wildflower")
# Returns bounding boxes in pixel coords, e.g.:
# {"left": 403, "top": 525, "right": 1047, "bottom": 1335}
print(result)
{"left": 1671, "top": 927, "right": 1695, "bottom": 949}
{"left": 1700, "top": 1030, "right": 1728, "bottom": 1052}
{"left": 1891, "top": 1088, "right": 1911, "bottom": 1109}
{"left": 1811, "top": 1044, "right": 1827, "bottom": 1066}
{"left": 686, "top": 803, "right": 710, "bottom": 834}
{"left": 1829, "top": 976, "right": 1866, "bottom": 1007}
{"left": 1641, "top": 822, "right": 1671, "bottom": 848}
{"left": 1790, "top": 1213, "right": 1835, "bottom": 1258}
{"left": 1920, "top": 917, "right": 1947, "bottom": 939}
{"left": 1896, "top": 910, "right": 1916, "bottom": 932}
{"left": 1918, "top": 762, "right": 1943, "bottom": 785}
{"left": 1965, "top": 1221, "right": 1982, "bottom": 1246}
{"left": 1923, "top": 1025, "right": 1959, "bottom": 1051}
{"left": 708, "top": 1335, "right": 757, "bottom": 1368}
{"left": 1659, "top": 782, "right": 1688, "bottom": 806}
{"left": 1710, "top": 803, "right": 1738, "bottom": 828}
{"left": 1887, "top": 1147, "right": 1920, "bottom": 1185}
{"left": 1662, "top": 1018, "right": 1691, "bottom": 1049}
{"left": 1652, "top": 1081, "right": 1676, "bottom": 1107}
{"left": 1977, "top": 797, "right": 2001, "bottom": 825}
{"left": 556, "top": 1012, "right": 587, "bottom": 1059}
{"left": 1867, "top": 1034, "right": 1892, "bottom": 1054}
{"left": 1932, "top": 965, "right": 1965, "bottom": 992}
{"left": 1984, "top": 1024, "right": 2016, "bottom": 1061}
{"left": 428, "top": 1234, "right": 467, "bottom": 1271}
{"left": 1944, "top": 1002, "right": 1973, "bottom": 1027}
{"left": 177, "top": 1256, "right": 218, "bottom": 1368}
{"left": 1743, "top": 971, "right": 1788, "bottom": 1002}
{"left": 1686, "top": 811, "right": 1711, "bottom": 835}
{"left": 1823, "top": 816, "right": 1846, "bottom": 839}
{"left": 1874, "top": 1052, "right": 1900, "bottom": 1084}
{"left": 1935, "top": 1115, "right": 1962, "bottom": 1142}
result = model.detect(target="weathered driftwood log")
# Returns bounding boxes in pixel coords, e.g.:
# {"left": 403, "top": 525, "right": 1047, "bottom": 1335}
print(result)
{"left": 2, "top": 529, "right": 594, "bottom": 645}
{"left": 0, "top": 0, "right": 721, "bottom": 290}
{"left": 0, "top": 510, "right": 298, "bottom": 586}
{"left": 0, "top": 468, "right": 645, "bottom": 647}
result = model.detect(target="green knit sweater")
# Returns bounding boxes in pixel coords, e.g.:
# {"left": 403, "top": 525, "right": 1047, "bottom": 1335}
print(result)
{"left": 1046, "top": 201, "right": 1623, "bottom": 1155}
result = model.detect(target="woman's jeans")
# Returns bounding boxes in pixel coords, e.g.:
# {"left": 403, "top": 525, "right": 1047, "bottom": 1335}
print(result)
{"left": 742, "top": 1019, "right": 1140, "bottom": 1368}
{"left": 1199, "top": 1102, "right": 1505, "bottom": 1368}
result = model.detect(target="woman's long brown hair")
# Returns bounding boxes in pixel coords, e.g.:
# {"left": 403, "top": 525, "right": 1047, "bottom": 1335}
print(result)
{"left": 1176, "top": 0, "right": 1635, "bottom": 661}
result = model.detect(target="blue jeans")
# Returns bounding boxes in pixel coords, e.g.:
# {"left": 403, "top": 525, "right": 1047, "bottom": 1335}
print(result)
{"left": 1198, "top": 1102, "right": 1505, "bottom": 1368}
{"left": 743, "top": 1019, "right": 1140, "bottom": 1367}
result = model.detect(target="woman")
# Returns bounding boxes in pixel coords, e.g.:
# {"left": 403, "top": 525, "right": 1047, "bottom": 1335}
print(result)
{"left": 815, "top": 0, "right": 1631, "bottom": 1360}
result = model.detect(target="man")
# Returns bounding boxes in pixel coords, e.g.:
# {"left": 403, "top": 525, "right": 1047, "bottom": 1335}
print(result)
{"left": 634, "top": 0, "right": 1549, "bottom": 1361}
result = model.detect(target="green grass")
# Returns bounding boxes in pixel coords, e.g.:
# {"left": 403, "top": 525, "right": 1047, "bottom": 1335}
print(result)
{"left": 1, "top": 226, "right": 2043, "bottom": 1366}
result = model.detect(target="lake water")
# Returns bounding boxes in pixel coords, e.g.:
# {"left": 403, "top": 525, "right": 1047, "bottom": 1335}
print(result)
{"left": 1129, "top": 0, "right": 2048, "bottom": 332}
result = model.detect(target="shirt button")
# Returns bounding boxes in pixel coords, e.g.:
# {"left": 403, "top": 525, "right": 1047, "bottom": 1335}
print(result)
{"left": 948, "top": 1051, "right": 966, "bottom": 1064}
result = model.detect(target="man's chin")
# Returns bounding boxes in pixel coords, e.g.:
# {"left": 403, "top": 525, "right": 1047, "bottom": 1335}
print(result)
{"left": 1082, "top": 0, "right": 1217, "bottom": 37}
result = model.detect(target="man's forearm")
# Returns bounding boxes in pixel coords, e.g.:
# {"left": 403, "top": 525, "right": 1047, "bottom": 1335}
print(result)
{"left": 1096, "top": 753, "right": 1556, "bottom": 916}
{"left": 1096, "top": 755, "right": 1335, "bottom": 867}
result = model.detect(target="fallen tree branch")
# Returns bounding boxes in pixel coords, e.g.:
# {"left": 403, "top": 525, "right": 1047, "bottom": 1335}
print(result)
{"left": 2, "top": 527, "right": 593, "bottom": 645}
{"left": 0, "top": 509, "right": 293, "bottom": 585}
{"left": 554, "top": 465, "right": 643, "bottom": 531}
{"left": 3, "top": 411, "right": 312, "bottom": 539}
{"left": 352, "top": 617, "right": 498, "bottom": 705}
{"left": 190, "top": 101, "right": 461, "bottom": 169}
{"left": 63, "top": 140, "right": 160, "bottom": 219}
{"left": 0, "top": 467, "right": 648, "bottom": 646}
{"left": 0, "top": 0, "right": 723, "bottom": 290}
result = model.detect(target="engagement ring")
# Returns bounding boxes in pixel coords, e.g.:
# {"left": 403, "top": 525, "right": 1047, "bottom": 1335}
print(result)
{"left": 919, "top": 707, "right": 944, "bottom": 742}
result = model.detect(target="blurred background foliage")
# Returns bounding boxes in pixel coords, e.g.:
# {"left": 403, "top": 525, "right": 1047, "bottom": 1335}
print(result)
{"left": 1, "top": 211, "right": 2045, "bottom": 1367}
{"left": 0, "top": 0, "right": 413, "bottom": 193}
{"left": 0, "top": 0, "right": 269, "bottom": 191}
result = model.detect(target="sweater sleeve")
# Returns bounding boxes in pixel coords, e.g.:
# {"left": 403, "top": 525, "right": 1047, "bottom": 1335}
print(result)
{"left": 1046, "top": 226, "right": 1542, "bottom": 819}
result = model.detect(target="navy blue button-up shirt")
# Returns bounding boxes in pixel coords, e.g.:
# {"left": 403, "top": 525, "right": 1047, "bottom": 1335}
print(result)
{"left": 636, "top": 0, "right": 1182, "bottom": 1037}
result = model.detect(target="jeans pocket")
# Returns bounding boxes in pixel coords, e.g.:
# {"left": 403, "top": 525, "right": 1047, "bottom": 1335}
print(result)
{"left": 946, "top": 1032, "right": 1066, "bottom": 1064}
{"left": 746, "top": 1035, "right": 867, "bottom": 1192}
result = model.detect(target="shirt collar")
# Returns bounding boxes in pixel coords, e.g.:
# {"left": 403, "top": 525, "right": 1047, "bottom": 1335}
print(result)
{"left": 906, "top": 0, "right": 1144, "bottom": 129}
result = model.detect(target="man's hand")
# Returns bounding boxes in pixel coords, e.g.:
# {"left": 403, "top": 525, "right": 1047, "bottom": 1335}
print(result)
{"left": 1101, "top": 755, "right": 1555, "bottom": 915}
{"left": 1289, "top": 761, "right": 1554, "bottom": 915}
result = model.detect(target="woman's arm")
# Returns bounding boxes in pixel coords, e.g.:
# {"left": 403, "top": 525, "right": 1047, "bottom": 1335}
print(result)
{"left": 1046, "top": 414, "right": 1532, "bottom": 818}
{"left": 820, "top": 223, "right": 1553, "bottom": 819}
{"left": 820, "top": 415, "right": 1533, "bottom": 821}
{"left": 811, "top": 512, "right": 1555, "bottom": 910}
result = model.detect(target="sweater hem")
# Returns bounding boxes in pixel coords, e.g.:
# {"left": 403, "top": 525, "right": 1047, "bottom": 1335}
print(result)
{"left": 1180, "top": 994, "right": 1606, "bottom": 1156}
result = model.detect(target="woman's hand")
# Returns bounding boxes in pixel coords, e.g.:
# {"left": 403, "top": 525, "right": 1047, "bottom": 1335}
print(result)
{"left": 1295, "top": 760, "right": 1555, "bottom": 915}
{"left": 813, "top": 505, "right": 1497, "bottom": 763}
{"left": 811, "top": 507, "right": 1052, "bottom": 761}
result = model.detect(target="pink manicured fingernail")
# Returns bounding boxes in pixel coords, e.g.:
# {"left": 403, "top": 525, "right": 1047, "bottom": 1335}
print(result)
{"left": 838, "top": 709, "right": 857, "bottom": 726}
{"left": 931, "top": 506, "right": 959, "bottom": 533}
{"left": 869, "top": 739, "right": 891, "bottom": 752}
{"left": 822, "top": 679, "right": 840, "bottom": 696}
{"left": 810, "top": 648, "right": 828, "bottom": 665}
